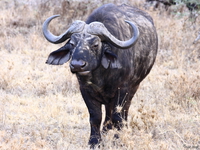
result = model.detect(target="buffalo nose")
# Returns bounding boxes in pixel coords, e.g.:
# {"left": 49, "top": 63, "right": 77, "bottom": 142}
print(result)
{"left": 70, "top": 59, "right": 87, "bottom": 72}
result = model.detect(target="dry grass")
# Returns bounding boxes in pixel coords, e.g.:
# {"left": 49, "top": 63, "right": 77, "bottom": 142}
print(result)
{"left": 0, "top": 0, "right": 200, "bottom": 149}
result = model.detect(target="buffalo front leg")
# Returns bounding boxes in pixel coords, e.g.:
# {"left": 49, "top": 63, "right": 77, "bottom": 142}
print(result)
{"left": 80, "top": 89, "right": 102, "bottom": 148}
{"left": 88, "top": 104, "right": 102, "bottom": 148}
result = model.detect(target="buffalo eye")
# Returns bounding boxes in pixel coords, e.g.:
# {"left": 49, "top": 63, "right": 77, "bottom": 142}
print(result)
{"left": 92, "top": 44, "right": 98, "bottom": 49}
{"left": 69, "top": 40, "right": 76, "bottom": 48}
{"left": 70, "top": 43, "right": 75, "bottom": 48}
{"left": 91, "top": 40, "right": 99, "bottom": 50}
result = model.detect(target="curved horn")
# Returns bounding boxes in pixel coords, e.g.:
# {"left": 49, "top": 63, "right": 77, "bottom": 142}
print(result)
{"left": 42, "top": 15, "right": 86, "bottom": 44}
{"left": 87, "top": 20, "right": 139, "bottom": 49}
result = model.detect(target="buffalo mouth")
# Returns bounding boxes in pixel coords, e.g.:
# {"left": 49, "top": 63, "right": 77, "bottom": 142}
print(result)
{"left": 70, "top": 68, "right": 90, "bottom": 76}
{"left": 77, "top": 71, "right": 90, "bottom": 75}
{"left": 70, "top": 66, "right": 90, "bottom": 76}
{"left": 70, "top": 65, "right": 90, "bottom": 76}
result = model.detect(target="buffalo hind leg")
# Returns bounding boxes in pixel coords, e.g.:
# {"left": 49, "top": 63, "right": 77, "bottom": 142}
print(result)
{"left": 103, "top": 103, "right": 114, "bottom": 133}
{"left": 112, "top": 85, "right": 139, "bottom": 131}
{"left": 112, "top": 91, "right": 129, "bottom": 130}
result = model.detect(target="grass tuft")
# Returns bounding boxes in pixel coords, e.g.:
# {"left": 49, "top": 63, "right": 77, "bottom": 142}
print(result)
{"left": 0, "top": 0, "right": 199, "bottom": 149}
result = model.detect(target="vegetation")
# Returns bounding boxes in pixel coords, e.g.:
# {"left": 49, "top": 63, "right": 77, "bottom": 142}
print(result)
{"left": 146, "top": 0, "right": 200, "bottom": 10}
{"left": 0, "top": 0, "right": 199, "bottom": 149}
{"left": 146, "top": 0, "right": 200, "bottom": 20}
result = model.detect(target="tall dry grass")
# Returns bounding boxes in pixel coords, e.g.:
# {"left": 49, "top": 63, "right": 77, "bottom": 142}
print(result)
{"left": 0, "top": 0, "right": 199, "bottom": 149}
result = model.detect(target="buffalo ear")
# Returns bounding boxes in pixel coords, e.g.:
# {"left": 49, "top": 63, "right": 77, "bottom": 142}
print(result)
{"left": 46, "top": 45, "right": 71, "bottom": 65}
{"left": 101, "top": 48, "right": 122, "bottom": 69}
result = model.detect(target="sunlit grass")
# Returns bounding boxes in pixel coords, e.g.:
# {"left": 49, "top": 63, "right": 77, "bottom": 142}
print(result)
{"left": 0, "top": 0, "right": 199, "bottom": 149}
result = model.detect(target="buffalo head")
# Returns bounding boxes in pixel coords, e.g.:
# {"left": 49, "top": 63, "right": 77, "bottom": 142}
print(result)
{"left": 43, "top": 15, "right": 139, "bottom": 75}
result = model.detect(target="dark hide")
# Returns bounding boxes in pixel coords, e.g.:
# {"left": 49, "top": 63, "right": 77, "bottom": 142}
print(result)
{"left": 45, "top": 3, "right": 158, "bottom": 148}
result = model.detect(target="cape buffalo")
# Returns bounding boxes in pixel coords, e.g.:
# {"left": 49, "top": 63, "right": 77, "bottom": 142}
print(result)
{"left": 43, "top": 3, "right": 158, "bottom": 148}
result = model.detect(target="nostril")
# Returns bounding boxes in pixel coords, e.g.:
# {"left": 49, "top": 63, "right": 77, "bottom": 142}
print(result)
{"left": 81, "top": 62, "right": 87, "bottom": 68}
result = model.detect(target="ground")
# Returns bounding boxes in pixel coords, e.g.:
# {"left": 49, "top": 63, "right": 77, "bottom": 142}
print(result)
{"left": 0, "top": 0, "right": 199, "bottom": 149}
